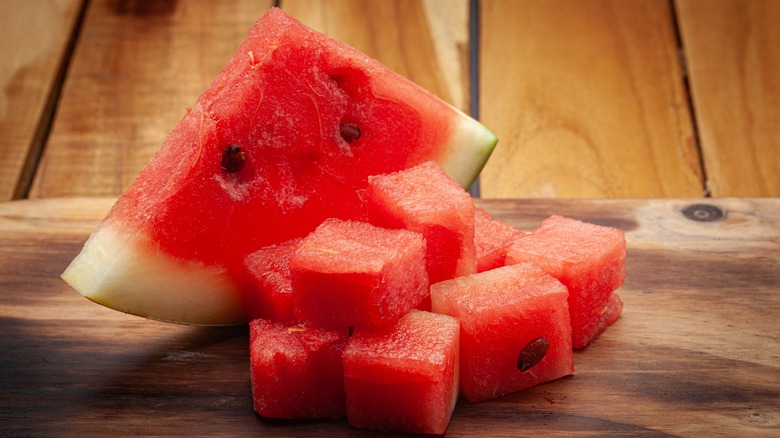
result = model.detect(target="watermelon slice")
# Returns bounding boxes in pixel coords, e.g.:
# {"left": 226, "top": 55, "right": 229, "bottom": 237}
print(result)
{"left": 61, "top": 7, "right": 497, "bottom": 325}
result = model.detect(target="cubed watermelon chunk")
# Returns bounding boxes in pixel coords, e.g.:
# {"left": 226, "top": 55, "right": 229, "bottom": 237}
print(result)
{"left": 505, "top": 215, "right": 626, "bottom": 349}
{"left": 242, "top": 238, "right": 300, "bottom": 323}
{"left": 249, "top": 319, "right": 349, "bottom": 419}
{"left": 342, "top": 310, "right": 460, "bottom": 435}
{"left": 431, "top": 263, "right": 573, "bottom": 403}
{"left": 290, "top": 219, "right": 429, "bottom": 330}
{"left": 367, "top": 161, "right": 476, "bottom": 285}
{"left": 474, "top": 207, "right": 525, "bottom": 272}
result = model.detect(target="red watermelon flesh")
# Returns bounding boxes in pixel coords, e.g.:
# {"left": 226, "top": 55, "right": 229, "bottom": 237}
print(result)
{"left": 60, "top": 7, "right": 497, "bottom": 325}
{"left": 431, "top": 263, "right": 573, "bottom": 403}
{"left": 474, "top": 207, "right": 526, "bottom": 272}
{"left": 242, "top": 238, "right": 300, "bottom": 323}
{"left": 249, "top": 319, "right": 348, "bottom": 419}
{"left": 342, "top": 310, "right": 460, "bottom": 435}
{"left": 505, "top": 215, "right": 626, "bottom": 349}
{"left": 290, "top": 219, "right": 429, "bottom": 330}
{"left": 594, "top": 290, "right": 624, "bottom": 338}
{"left": 367, "top": 161, "right": 477, "bottom": 285}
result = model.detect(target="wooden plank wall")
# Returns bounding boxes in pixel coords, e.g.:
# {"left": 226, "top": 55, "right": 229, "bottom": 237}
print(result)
{"left": 29, "top": 0, "right": 272, "bottom": 198}
{"left": 676, "top": 0, "right": 780, "bottom": 197}
{"left": 479, "top": 0, "right": 703, "bottom": 198}
{"left": 0, "top": 0, "right": 777, "bottom": 200}
{"left": 0, "top": 0, "right": 83, "bottom": 201}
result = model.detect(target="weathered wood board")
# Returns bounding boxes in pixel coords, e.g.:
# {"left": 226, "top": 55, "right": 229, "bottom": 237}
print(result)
{"left": 676, "top": 0, "right": 780, "bottom": 197}
{"left": 17, "top": 0, "right": 780, "bottom": 201}
{"left": 1, "top": 197, "right": 778, "bottom": 436}
{"left": 478, "top": 0, "right": 703, "bottom": 199}
{"left": 0, "top": 0, "right": 83, "bottom": 200}
{"left": 30, "top": 0, "right": 272, "bottom": 198}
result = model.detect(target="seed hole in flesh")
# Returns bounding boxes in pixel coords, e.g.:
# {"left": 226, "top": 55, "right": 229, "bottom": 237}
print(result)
{"left": 517, "top": 337, "right": 549, "bottom": 373}
{"left": 339, "top": 123, "right": 361, "bottom": 143}
{"left": 221, "top": 145, "right": 245, "bottom": 173}
{"left": 329, "top": 73, "right": 346, "bottom": 88}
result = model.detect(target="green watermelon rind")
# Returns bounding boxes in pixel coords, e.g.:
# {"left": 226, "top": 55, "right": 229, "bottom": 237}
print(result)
{"left": 438, "top": 107, "right": 498, "bottom": 190}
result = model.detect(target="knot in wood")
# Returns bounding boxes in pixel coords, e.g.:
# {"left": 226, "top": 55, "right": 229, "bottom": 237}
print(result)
{"left": 682, "top": 204, "right": 725, "bottom": 222}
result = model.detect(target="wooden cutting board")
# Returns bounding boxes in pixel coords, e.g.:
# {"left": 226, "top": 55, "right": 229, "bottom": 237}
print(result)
{"left": 1, "top": 197, "right": 778, "bottom": 437}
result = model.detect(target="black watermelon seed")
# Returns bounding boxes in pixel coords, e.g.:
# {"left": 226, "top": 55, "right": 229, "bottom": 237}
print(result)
{"left": 339, "top": 123, "right": 361, "bottom": 143}
{"left": 517, "top": 337, "right": 549, "bottom": 372}
{"left": 221, "top": 145, "right": 245, "bottom": 173}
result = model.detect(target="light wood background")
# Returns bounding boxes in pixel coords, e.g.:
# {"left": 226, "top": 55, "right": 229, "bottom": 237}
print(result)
{"left": 1, "top": 0, "right": 778, "bottom": 200}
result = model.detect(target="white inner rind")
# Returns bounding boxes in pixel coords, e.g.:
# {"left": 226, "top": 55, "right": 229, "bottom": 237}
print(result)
{"left": 61, "top": 225, "right": 246, "bottom": 325}
{"left": 438, "top": 107, "right": 498, "bottom": 190}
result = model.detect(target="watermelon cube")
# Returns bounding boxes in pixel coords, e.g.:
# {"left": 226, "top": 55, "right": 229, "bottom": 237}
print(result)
{"left": 290, "top": 218, "right": 429, "bottom": 330}
{"left": 474, "top": 207, "right": 525, "bottom": 272}
{"left": 505, "top": 215, "right": 626, "bottom": 349}
{"left": 431, "top": 263, "right": 574, "bottom": 403}
{"left": 342, "top": 310, "right": 460, "bottom": 435}
{"left": 242, "top": 238, "right": 301, "bottom": 323}
{"left": 367, "top": 161, "right": 477, "bottom": 285}
{"left": 249, "top": 319, "right": 349, "bottom": 419}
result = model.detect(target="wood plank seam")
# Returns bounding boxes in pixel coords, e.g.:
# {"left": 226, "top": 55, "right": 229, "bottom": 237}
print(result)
{"left": 11, "top": 0, "right": 91, "bottom": 200}
{"left": 478, "top": 0, "right": 705, "bottom": 198}
{"left": 674, "top": 0, "right": 780, "bottom": 197}
{"left": 468, "top": 0, "right": 481, "bottom": 198}
{"left": 670, "top": 0, "right": 710, "bottom": 197}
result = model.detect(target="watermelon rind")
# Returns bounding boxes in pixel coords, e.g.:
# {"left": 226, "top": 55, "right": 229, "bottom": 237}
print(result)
{"left": 62, "top": 226, "right": 245, "bottom": 325}
{"left": 438, "top": 107, "right": 498, "bottom": 190}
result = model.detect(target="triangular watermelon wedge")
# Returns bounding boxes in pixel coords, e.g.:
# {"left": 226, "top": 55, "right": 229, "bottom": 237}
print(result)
{"left": 61, "top": 8, "right": 497, "bottom": 325}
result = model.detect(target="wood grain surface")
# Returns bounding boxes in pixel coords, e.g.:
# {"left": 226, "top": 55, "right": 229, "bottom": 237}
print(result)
{"left": 1, "top": 197, "right": 778, "bottom": 437}
{"left": 478, "top": 0, "right": 704, "bottom": 199}
{"left": 0, "top": 0, "right": 83, "bottom": 201}
{"left": 676, "top": 0, "right": 780, "bottom": 197}
{"left": 30, "top": 0, "right": 272, "bottom": 198}
{"left": 12, "top": 0, "right": 779, "bottom": 200}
